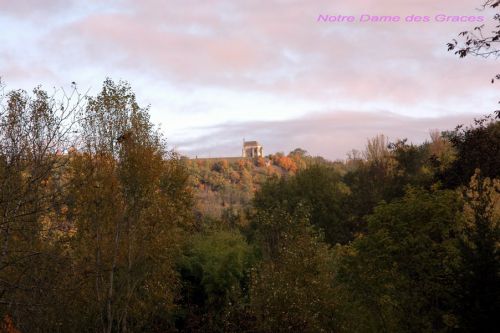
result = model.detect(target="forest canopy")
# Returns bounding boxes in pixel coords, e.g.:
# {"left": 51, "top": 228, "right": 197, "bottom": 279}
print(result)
{"left": 0, "top": 77, "right": 497, "bottom": 332}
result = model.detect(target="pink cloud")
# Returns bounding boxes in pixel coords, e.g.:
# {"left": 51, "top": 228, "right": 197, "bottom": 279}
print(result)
{"left": 38, "top": 0, "right": 496, "bottom": 104}
{"left": 1, "top": 0, "right": 498, "bottom": 159}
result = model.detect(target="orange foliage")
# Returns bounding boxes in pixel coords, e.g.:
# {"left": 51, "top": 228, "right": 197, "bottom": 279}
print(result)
{"left": 1, "top": 315, "right": 21, "bottom": 333}
{"left": 256, "top": 157, "right": 266, "bottom": 167}
{"left": 237, "top": 159, "right": 251, "bottom": 170}
{"left": 230, "top": 171, "right": 241, "bottom": 183}
{"left": 275, "top": 156, "right": 297, "bottom": 173}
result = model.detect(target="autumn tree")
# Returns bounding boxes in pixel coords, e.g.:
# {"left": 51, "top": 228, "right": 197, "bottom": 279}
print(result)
{"left": 65, "top": 79, "right": 192, "bottom": 332}
{"left": 0, "top": 83, "right": 82, "bottom": 330}
{"left": 456, "top": 172, "right": 500, "bottom": 331}
{"left": 428, "top": 129, "right": 456, "bottom": 173}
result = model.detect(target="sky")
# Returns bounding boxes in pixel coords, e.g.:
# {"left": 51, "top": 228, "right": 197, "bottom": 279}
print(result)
{"left": 0, "top": 0, "right": 498, "bottom": 159}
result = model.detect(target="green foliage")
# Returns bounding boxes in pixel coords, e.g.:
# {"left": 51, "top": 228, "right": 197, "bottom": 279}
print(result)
{"left": 335, "top": 188, "right": 464, "bottom": 332}
{"left": 254, "top": 165, "right": 352, "bottom": 245}
{"left": 248, "top": 207, "right": 338, "bottom": 333}
{"left": 177, "top": 230, "right": 256, "bottom": 331}
{"left": 344, "top": 137, "right": 436, "bottom": 235}
{"left": 440, "top": 115, "right": 500, "bottom": 187}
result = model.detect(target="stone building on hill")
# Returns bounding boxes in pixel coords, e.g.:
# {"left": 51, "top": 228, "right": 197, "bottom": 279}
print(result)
{"left": 242, "top": 140, "right": 263, "bottom": 158}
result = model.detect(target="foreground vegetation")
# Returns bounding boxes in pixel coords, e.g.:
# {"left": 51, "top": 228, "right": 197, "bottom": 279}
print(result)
{"left": 0, "top": 79, "right": 498, "bottom": 332}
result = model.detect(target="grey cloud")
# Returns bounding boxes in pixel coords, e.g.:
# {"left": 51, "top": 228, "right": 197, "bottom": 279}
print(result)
{"left": 172, "top": 111, "right": 484, "bottom": 160}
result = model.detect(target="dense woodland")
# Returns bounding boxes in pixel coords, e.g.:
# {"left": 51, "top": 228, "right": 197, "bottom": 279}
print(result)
{"left": 0, "top": 2, "right": 500, "bottom": 329}
{"left": 0, "top": 77, "right": 498, "bottom": 333}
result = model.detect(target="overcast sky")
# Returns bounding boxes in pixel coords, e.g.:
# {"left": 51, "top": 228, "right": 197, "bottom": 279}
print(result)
{"left": 0, "top": 0, "right": 498, "bottom": 159}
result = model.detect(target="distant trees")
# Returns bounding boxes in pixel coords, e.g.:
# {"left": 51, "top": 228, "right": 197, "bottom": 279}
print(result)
{"left": 186, "top": 150, "right": 310, "bottom": 224}
{"left": 343, "top": 135, "right": 436, "bottom": 236}
{"left": 254, "top": 165, "right": 351, "bottom": 245}
{"left": 270, "top": 154, "right": 298, "bottom": 173}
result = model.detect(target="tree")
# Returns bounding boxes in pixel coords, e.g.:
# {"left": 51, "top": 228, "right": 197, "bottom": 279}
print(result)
{"left": 274, "top": 155, "right": 298, "bottom": 173}
{"left": 456, "top": 172, "right": 500, "bottom": 331}
{"left": 344, "top": 137, "right": 438, "bottom": 237}
{"left": 447, "top": 0, "right": 500, "bottom": 109}
{"left": 254, "top": 165, "right": 351, "bottom": 245}
{"left": 448, "top": 1, "right": 500, "bottom": 58}
{"left": 248, "top": 207, "right": 337, "bottom": 333}
{"left": 65, "top": 79, "right": 193, "bottom": 332}
{"left": 289, "top": 148, "right": 308, "bottom": 157}
{"left": 440, "top": 115, "right": 500, "bottom": 187}
{"left": 335, "top": 188, "right": 464, "bottom": 332}
{"left": 363, "top": 134, "right": 390, "bottom": 165}
{"left": 0, "top": 83, "right": 82, "bottom": 331}
{"left": 428, "top": 129, "right": 455, "bottom": 173}
{"left": 388, "top": 139, "right": 434, "bottom": 188}
{"left": 176, "top": 230, "right": 255, "bottom": 332}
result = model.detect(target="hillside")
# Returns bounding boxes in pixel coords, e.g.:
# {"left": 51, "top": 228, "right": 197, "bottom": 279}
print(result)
{"left": 185, "top": 151, "right": 336, "bottom": 223}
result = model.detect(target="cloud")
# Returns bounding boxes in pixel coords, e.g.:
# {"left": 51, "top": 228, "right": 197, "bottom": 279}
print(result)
{"left": 0, "top": 0, "right": 91, "bottom": 26}
{"left": 0, "top": 0, "right": 497, "bottom": 155}
{"left": 0, "top": 0, "right": 69, "bottom": 17}
{"left": 5, "top": 1, "right": 497, "bottom": 99}
{"left": 173, "top": 110, "right": 483, "bottom": 160}
{"left": 34, "top": 0, "right": 495, "bottom": 107}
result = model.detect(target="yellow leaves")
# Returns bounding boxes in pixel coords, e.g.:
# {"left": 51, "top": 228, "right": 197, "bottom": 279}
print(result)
{"left": 337, "top": 181, "right": 352, "bottom": 196}
{"left": 460, "top": 171, "right": 500, "bottom": 238}
{"left": 20, "top": 170, "right": 30, "bottom": 181}
{"left": 442, "top": 313, "right": 460, "bottom": 329}
{"left": 60, "top": 205, "right": 69, "bottom": 215}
